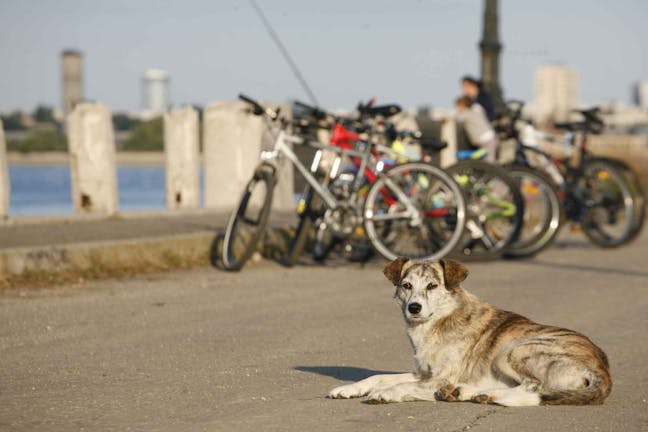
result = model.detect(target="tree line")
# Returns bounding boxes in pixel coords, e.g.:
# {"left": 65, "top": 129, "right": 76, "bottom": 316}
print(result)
{"left": 2, "top": 105, "right": 165, "bottom": 153}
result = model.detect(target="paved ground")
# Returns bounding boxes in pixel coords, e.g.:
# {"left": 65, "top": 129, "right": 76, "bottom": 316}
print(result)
{"left": 1, "top": 230, "right": 647, "bottom": 432}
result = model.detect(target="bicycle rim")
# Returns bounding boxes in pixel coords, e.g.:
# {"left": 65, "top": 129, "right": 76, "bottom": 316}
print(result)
{"left": 504, "top": 166, "right": 563, "bottom": 258}
{"left": 447, "top": 161, "right": 524, "bottom": 261}
{"left": 363, "top": 162, "right": 466, "bottom": 261}
{"left": 581, "top": 161, "right": 634, "bottom": 247}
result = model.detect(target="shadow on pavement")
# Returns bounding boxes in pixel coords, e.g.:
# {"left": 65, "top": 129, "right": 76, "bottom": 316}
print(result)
{"left": 295, "top": 366, "right": 402, "bottom": 382}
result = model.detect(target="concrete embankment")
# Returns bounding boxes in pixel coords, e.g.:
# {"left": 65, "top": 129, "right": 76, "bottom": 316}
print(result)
{"left": 0, "top": 210, "right": 296, "bottom": 287}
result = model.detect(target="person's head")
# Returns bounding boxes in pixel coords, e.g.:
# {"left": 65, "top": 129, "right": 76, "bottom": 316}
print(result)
{"left": 455, "top": 95, "right": 473, "bottom": 112}
{"left": 461, "top": 75, "right": 480, "bottom": 98}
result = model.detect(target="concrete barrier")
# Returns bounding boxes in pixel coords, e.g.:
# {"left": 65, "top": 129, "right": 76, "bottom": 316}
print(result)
{"left": 0, "top": 233, "right": 213, "bottom": 278}
{"left": 67, "top": 102, "right": 118, "bottom": 214}
{"left": 203, "top": 101, "right": 264, "bottom": 210}
{"left": 0, "top": 119, "right": 8, "bottom": 218}
{"left": 164, "top": 107, "right": 200, "bottom": 209}
{"left": 202, "top": 101, "right": 294, "bottom": 212}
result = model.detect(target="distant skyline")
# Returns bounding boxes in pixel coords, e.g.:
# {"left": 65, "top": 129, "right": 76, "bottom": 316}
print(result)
{"left": 0, "top": 0, "right": 646, "bottom": 112}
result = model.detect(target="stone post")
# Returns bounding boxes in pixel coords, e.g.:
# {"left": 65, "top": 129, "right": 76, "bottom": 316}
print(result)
{"left": 203, "top": 101, "right": 263, "bottom": 210}
{"left": 164, "top": 107, "right": 200, "bottom": 209}
{"left": 0, "top": 119, "right": 9, "bottom": 218}
{"left": 203, "top": 101, "right": 295, "bottom": 211}
{"left": 262, "top": 102, "right": 294, "bottom": 212}
{"left": 439, "top": 118, "right": 458, "bottom": 168}
{"left": 67, "top": 102, "right": 118, "bottom": 214}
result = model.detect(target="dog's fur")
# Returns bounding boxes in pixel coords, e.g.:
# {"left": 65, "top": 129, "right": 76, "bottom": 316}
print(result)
{"left": 328, "top": 258, "right": 611, "bottom": 406}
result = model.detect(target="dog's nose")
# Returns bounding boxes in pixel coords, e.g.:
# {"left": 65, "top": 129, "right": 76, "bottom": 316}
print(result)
{"left": 408, "top": 303, "right": 422, "bottom": 315}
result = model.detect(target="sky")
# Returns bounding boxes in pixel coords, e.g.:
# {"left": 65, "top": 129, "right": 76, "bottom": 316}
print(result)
{"left": 0, "top": 0, "right": 646, "bottom": 113}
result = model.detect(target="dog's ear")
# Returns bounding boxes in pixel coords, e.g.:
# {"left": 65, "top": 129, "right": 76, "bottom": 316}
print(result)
{"left": 440, "top": 259, "right": 468, "bottom": 290}
{"left": 383, "top": 257, "right": 409, "bottom": 285}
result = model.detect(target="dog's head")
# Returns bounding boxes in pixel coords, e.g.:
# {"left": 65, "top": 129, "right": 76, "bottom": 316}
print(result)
{"left": 383, "top": 258, "right": 468, "bottom": 325}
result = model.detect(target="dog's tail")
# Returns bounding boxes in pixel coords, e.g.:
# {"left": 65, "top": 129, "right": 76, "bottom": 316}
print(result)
{"left": 540, "top": 368, "right": 612, "bottom": 406}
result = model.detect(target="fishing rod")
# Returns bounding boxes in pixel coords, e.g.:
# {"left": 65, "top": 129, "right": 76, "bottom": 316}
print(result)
{"left": 248, "top": 0, "right": 321, "bottom": 107}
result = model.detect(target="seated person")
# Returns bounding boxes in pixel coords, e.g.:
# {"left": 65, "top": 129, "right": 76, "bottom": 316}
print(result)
{"left": 455, "top": 95, "right": 498, "bottom": 163}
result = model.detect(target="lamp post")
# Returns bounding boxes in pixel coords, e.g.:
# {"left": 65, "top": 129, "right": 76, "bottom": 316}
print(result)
{"left": 479, "top": 0, "right": 504, "bottom": 111}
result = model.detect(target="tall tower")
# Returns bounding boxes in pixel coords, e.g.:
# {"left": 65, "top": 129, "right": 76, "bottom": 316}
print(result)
{"left": 479, "top": 0, "right": 503, "bottom": 110}
{"left": 61, "top": 50, "right": 83, "bottom": 119}
{"left": 142, "top": 69, "right": 170, "bottom": 115}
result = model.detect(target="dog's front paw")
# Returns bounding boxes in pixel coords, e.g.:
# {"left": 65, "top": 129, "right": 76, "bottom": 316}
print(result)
{"left": 435, "top": 384, "right": 462, "bottom": 402}
{"left": 328, "top": 383, "right": 366, "bottom": 399}
{"left": 366, "top": 388, "right": 404, "bottom": 404}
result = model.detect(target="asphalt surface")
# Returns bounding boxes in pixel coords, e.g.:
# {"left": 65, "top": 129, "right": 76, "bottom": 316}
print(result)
{"left": 1, "top": 230, "right": 648, "bottom": 431}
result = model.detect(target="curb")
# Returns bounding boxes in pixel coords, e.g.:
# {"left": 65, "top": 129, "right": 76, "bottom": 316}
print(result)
{"left": 0, "top": 226, "right": 297, "bottom": 282}
{"left": 0, "top": 232, "right": 217, "bottom": 279}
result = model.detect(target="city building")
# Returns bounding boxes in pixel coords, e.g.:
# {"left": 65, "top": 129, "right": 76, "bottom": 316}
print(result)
{"left": 533, "top": 65, "right": 579, "bottom": 126}
{"left": 61, "top": 50, "right": 83, "bottom": 119}
{"left": 632, "top": 81, "right": 648, "bottom": 110}
{"left": 142, "top": 69, "right": 170, "bottom": 117}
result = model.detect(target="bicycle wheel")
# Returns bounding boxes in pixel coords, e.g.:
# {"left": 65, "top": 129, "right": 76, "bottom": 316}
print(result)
{"left": 284, "top": 183, "right": 324, "bottom": 267}
{"left": 590, "top": 157, "right": 645, "bottom": 245}
{"left": 504, "top": 165, "right": 564, "bottom": 258}
{"left": 363, "top": 162, "right": 466, "bottom": 261}
{"left": 446, "top": 160, "right": 524, "bottom": 261}
{"left": 222, "top": 165, "right": 275, "bottom": 271}
{"left": 580, "top": 160, "right": 635, "bottom": 247}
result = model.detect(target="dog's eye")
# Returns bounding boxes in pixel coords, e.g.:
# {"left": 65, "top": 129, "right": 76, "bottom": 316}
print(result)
{"left": 426, "top": 283, "right": 438, "bottom": 290}
{"left": 401, "top": 282, "right": 412, "bottom": 290}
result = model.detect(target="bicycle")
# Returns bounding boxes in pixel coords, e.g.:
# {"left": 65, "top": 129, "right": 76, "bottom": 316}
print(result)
{"left": 221, "top": 94, "right": 468, "bottom": 271}
{"left": 445, "top": 152, "right": 525, "bottom": 261}
{"left": 501, "top": 101, "right": 644, "bottom": 248}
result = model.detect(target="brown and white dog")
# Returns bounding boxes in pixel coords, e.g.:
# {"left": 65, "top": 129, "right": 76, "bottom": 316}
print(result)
{"left": 328, "top": 258, "right": 611, "bottom": 406}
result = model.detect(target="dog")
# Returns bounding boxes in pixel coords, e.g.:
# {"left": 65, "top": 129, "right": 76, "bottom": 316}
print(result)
{"left": 328, "top": 258, "right": 611, "bottom": 406}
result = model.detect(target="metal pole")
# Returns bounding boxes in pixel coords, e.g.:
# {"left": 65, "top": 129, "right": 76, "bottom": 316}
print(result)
{"left": 479, "top": 0, "right": 504, "bottom": 111}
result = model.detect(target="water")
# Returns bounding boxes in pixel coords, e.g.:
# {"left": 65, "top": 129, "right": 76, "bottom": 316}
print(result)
{"left": 8, "top": 164, "right": 195, "bottom": 216}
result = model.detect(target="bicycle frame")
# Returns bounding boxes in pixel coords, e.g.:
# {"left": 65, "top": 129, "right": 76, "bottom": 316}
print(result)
{"left": 263, "top": 126, "right": 424, "bottom": 226}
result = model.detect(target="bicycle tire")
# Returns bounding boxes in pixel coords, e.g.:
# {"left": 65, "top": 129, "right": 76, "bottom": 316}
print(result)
{"left": 446, "top": 160, "right": 524, "bottom": 261}
{"left": 503, "top": 165, "right": 564, "bottom": 258}
{"left": 284, "top": 184, "right": 322, "bottom": 267}
{"left": 312, "top": 221, "right": 339, "bottom": 262}
{"left": 580, "top": 160, "right": 635, "bottom": 248}
{"left": 222, "top": 166, "right": 275, "bottom": 271}
{"left": 363, "top": 162, "right": 467, "bottom": 261}
{"left": 589, "top": 157, "right": 645, "bottom": 245}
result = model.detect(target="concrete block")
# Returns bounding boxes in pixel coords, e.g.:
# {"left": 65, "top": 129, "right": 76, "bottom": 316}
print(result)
{"left": 67, "top": 102, "right": 118, "bottom": 214}
{"left": 164, "top": 107, "right": 200, "bottom": 209}
{"left": 0, "top": 119, "right": 8, "bottom": 218}
{"left": 203, "top": 101, "right": 264, "bottom": 210}
{"left": 263, "top": 102, "right": 294, "bottom": 212}
{"left": 202, "top": 101, "right": 295, "bottom": 211}
{"left": 440, "top": 119, "right": 458, "bottom": 168}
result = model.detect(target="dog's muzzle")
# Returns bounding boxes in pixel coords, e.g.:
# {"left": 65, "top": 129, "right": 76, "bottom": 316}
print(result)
{"left": 408, "top": 302, "right": 422, "bottom": 315}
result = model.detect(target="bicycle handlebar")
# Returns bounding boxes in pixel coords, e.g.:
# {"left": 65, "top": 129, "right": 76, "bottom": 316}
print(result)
{"left": 238, "top": 93, "right": 278, "bottom": 120}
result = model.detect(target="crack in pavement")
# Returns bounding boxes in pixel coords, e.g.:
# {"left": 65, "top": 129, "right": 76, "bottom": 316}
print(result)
{"left": 451, "top": 407, "right": 501, "bottom": 432}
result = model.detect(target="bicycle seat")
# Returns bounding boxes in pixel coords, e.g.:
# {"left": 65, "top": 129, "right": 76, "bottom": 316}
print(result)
{"left": 359, "top": 104, "right": 402, "bottom": 118}
{"left": 294, "top": 100, "right": 328, "bottom": 121}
